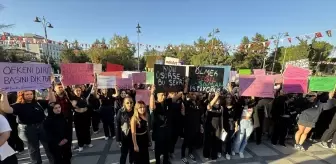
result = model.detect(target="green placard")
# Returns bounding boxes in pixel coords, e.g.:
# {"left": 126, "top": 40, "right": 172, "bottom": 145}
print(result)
{"left": 239, "top": 69, "right": 252, "bottom": 75}
{"left": 309, "top": 77, "right": 336, "bottom": 91}
{"left": 146, "top": 72, "right": 154, "bottom": 84}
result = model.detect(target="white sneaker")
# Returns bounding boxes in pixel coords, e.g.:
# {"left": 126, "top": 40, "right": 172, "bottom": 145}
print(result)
{"left": 78, "top": 147, "right": 84, "bottom": 152}
{"left": 105, "top": 137, "right": 109, "bottom": 140}
{"left": 93, "top": 131, "right": 99, "bottom": 134}
{"left": 231, "top": 151, "right": 236, "bottom": 156}
{"left": 239, "top": 152, "right": 244, "bottom": 158}
{"left": 217, "top": 153, "right": 222, "bottom": 158}
{"left": 226, "top": 154, "right": 231, "bottom": 160}
{"left": 113, "top": 136, "right": 116, "bottom": 139}
{"left": 87, "top": 144, "right": 93, "bottom": 148}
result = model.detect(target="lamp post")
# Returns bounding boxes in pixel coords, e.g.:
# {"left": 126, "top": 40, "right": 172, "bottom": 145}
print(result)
{"left": 136, "top": 23, "right": 141, "bottom": 71}
{"left": 34, "top": 16, "right": 53, "bottom": 64}
{"left": 270, "top": 32, "right": 289, "bottom": 74}
{"left": 208, "top": 28, "right": 220, "bottom": 65}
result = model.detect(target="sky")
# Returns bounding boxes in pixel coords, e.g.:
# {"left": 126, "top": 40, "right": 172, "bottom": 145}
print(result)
{"left": 1, "top": 0, "right": 336, "bottom": 51}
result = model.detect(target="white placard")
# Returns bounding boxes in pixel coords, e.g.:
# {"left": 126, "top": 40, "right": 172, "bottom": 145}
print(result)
{"left": 165, "top": 57, "right": 181, "bottom": 65}
{"left": 97, "top": 75, "right": 116, "bottom": 88}
{"left": 93, "top": 64, "right": 102, "bottom": 74}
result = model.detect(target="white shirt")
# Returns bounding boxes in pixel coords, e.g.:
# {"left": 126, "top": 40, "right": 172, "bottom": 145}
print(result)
{"left": 0, "top": 115, "right": 16, "bottom": 161}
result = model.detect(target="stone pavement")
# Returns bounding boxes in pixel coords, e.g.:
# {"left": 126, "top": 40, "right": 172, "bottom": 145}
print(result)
{"left": 17, "top": 129, "right": 336, "bottom": 164}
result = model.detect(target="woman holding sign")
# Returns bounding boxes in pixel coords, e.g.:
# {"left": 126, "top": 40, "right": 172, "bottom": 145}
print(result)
{"left": 0, "top": 89, "right": 56, "bottom": 164}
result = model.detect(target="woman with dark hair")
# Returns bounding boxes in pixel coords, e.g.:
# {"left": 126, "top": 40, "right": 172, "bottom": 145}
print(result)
{"left": 222, "top": 93, "right": 239, "bottom": 160}
{"left": 130, "top": 101, "right": 151, "bottom": 164}
{"left": 0, "top": 92, "right": 18, "bottom": 164}
{"left": 44, "top": 102, "right": 72, "bottom": 164}
{"left": 71, "top": 86, "right": 93, "bottom": 152}
{"left": 203, "top": 92, "right": 223, "bottom": 161}
{"left": 294, "top": 91, "right": 336, "bottom": 151}
{"left": 115, "top": 96, "right": 135, "bottom": 164}
{"left": 0, "top": 89, "right": 55, "bottom": 164}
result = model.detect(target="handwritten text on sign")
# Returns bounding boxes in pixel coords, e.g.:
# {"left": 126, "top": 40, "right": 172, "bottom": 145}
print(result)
{"left": 97, "top": 75, "right": 116, "bottom": 89}
{"left": 61, "top": 63, "right": 94, "bottom": 86}
{"left": 0, "top": 62, "right": 52, "bottom": 92}
{"left": 154, "top": 64, "right": 185, "bottom": 92}
{"left": 189, "top": 67, "right": 224, "bottom": 92}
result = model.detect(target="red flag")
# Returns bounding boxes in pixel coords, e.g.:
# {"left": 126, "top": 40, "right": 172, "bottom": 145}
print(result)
{"left": 315, "top": 32, "right": 323, "bottom": 38}
{"left": 288, "top": 38, "right": 292, "bottom": 43}
{"left": 106, "top": 63, "right": 124, "bottom": 72}
{"left": 326, "top": 30, "right": 332, "bottom": 37}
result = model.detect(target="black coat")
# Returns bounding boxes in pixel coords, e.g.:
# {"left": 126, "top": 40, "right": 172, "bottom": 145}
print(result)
{"left": 44, "top": 108, "right": 69, "bottom": 144}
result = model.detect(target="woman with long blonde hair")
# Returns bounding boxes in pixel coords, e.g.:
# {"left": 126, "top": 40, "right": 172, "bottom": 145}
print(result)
{"left": 131, "top": 101, "right": 150, "bottom": 164}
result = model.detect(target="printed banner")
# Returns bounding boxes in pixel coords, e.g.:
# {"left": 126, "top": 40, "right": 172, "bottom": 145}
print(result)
{"left": 239, "top": 75, "right": 274, "bottom": 98}
{"left": 253, "top": 69, "right": 266, "bottom": 75}
{"left": 135, "top": 90, "right": 151, "bottom": 105}
{"left": 116, "top": 78, "right": 133, "bottom": 89}
{"left": 239, "top": 69, "right": 252, "bottom": 75}
{"left": 154, "top": 64, "right": 186, "bottom": 92}
{"left": 309, "top": 77, "right": 336, "bottom": 91}
{"left": 165, "top": 57, "right": 181, "bottom": 65}
{"left": 97, "top": 75, "right": 116, "bottom": 89}
{"left": 189, "top": 66, "right": 224, "bottom": 92}
{"left": 146, "top": 72, "right": 154, "bottom": 84}
{"left": 106, "top": 63, "right": 124, "bottom": 72}
{"left": 283, "top": 65, "right": 310, "bottom": 78}
{"left": 61, "top": 63, "right": 94, "bottom": 86}
{"left": 283, "top": 78, "right": 308, "bottom": 94}
{"left": 0, "top": 62, "right": 52, "bottom": 92}
{"left": 132, "top": 72, "right": 146, "bottom": 84}
{"left": 93, "top": 64, "right": 102, "bottom": 74}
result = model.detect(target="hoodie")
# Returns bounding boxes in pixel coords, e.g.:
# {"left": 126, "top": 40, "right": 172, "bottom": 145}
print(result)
{"left": 44, "top": 104, "right": 69, "bottom": 145}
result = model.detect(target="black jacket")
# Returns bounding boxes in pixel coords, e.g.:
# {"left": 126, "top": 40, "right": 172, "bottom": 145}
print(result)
{"left": 115, "top": 107, "right": 134, "bottom": 142}
{"left": 44, "top": 106, "right": 69, "bottom": 145}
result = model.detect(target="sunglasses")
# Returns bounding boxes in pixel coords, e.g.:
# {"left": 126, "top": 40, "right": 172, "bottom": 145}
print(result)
{"left": 126, "top": 102, "right": 134, "bottom": 104}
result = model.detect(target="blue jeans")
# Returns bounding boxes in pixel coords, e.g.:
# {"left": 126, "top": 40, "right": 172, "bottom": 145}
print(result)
{"left": 233, "top": 119, "right": 254, "bottom": 153}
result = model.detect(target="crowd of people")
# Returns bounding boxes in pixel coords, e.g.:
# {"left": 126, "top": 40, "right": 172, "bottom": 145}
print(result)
{"left": 1, "top": 77, "right": 336, "bottom": 164}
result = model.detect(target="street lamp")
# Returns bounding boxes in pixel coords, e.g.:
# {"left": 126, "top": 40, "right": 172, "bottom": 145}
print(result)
{"left": 136, "top": 23, "right": 141, "bottom": 71}
{"left": 34, "top": 16, "right": 53, "bottom": 64}
{"left": 270, "top": 32, "right": 289, "bottom": 74}
{"left": 208, "top": 28, "right": 220, "bottom": 64}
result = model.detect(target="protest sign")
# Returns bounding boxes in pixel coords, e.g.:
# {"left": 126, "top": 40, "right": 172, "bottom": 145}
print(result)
{"left": 239, "top": 75, "right": 274, "bottom": 98}
{"left": 122, "top": 71, "right": 139, "bottom": 78}
{"left": 239, "top": 69, "right": 252, "bottom": 75}
{"left": 0, "top": 62, "right": 52, "bottom": 92}
{"left": 253, "top": 69, "right": 266, "bottom": 75}
{"left": 283, "top": 65, "right": 310, "bottom": 78}
{"left": 165, "top": 57, "right": 181, "bottom": 65}
{"left": 154, "top": 64, "right": 186, "bottom": 92}
{"left": 283, "top": 78, "right": 308, "bottom": 93}
{"left": 189, "top": 66, "right": 224, "bottom": 92}
{"left": 146, "top": 72, "right": 154, "bottom": 84}
{"left": 132, "top": 72, "right": 146, "bottom": 84}
{"left": 116, "top": 78, "right": 133, "bottom": 89}
{"left": 97, "top": 75, "right": 116, "bottom": 89}
{"left": 93, "top": 64, "right": 102, "bottom": 74}
{"left": 135, "top": 90, "right": 151, "bottom": 105}
{"left": 61, "top": 63, "right": 94, "bottom": 86}
{"left": 205, "top": 65, "right": 231, "bottom": 88}
{"left": 309, "top": 77, "right": 336, "bottom": 91}
{"left": 99, "top": 71, "right": 122, "bottom": 78}
{"left": 106, "top": 63, "right": 124, "bottom": 72}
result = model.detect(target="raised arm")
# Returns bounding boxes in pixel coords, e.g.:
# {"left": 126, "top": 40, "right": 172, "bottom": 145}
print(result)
{"left": 207, "top": 92, "right": 220, "bottom": 110}
{"left": 149, "top": 85, "right": 156, "bottom": 111}
{"left": 0, "top": 91, "right": 14, "bottom": 114}
{"left": 112, "top": 87, "right": 119, "bottom": 98}
{"left": 48, "top": 88, "right": 56, "bottom": 103}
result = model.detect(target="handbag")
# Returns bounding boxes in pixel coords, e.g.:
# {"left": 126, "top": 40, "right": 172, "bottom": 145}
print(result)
{"left": 220, "top": 107, "right": 228, "bottom": 142}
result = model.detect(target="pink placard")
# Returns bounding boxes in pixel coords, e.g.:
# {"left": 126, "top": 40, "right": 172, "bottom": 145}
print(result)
{"left": 61, "top": 63, "right": 94, "bottom": 86}
{"left": 253, "top": 69, "right": 266, "bottom": 75}
{"left": 283, "top": 65, "right": 310, "bottom": 78}
{"left": 239, "top": 75, "right": 274, "bottom": 98}
{"left": 135, "top": 90, "right": 150, "bottom": 105}
{"left": 116, "top": 78, "right": 132, "bottom": 89}
{"left": 283, "top": 78, "right": 308, "bottom": 93}
{"left": 132, "top": 72, "right": 146, "bottom": 84}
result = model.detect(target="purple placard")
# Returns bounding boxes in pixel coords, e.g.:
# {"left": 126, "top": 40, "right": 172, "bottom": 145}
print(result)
{"left": 0, "top": 62, "right": 52, "bottom": 92}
